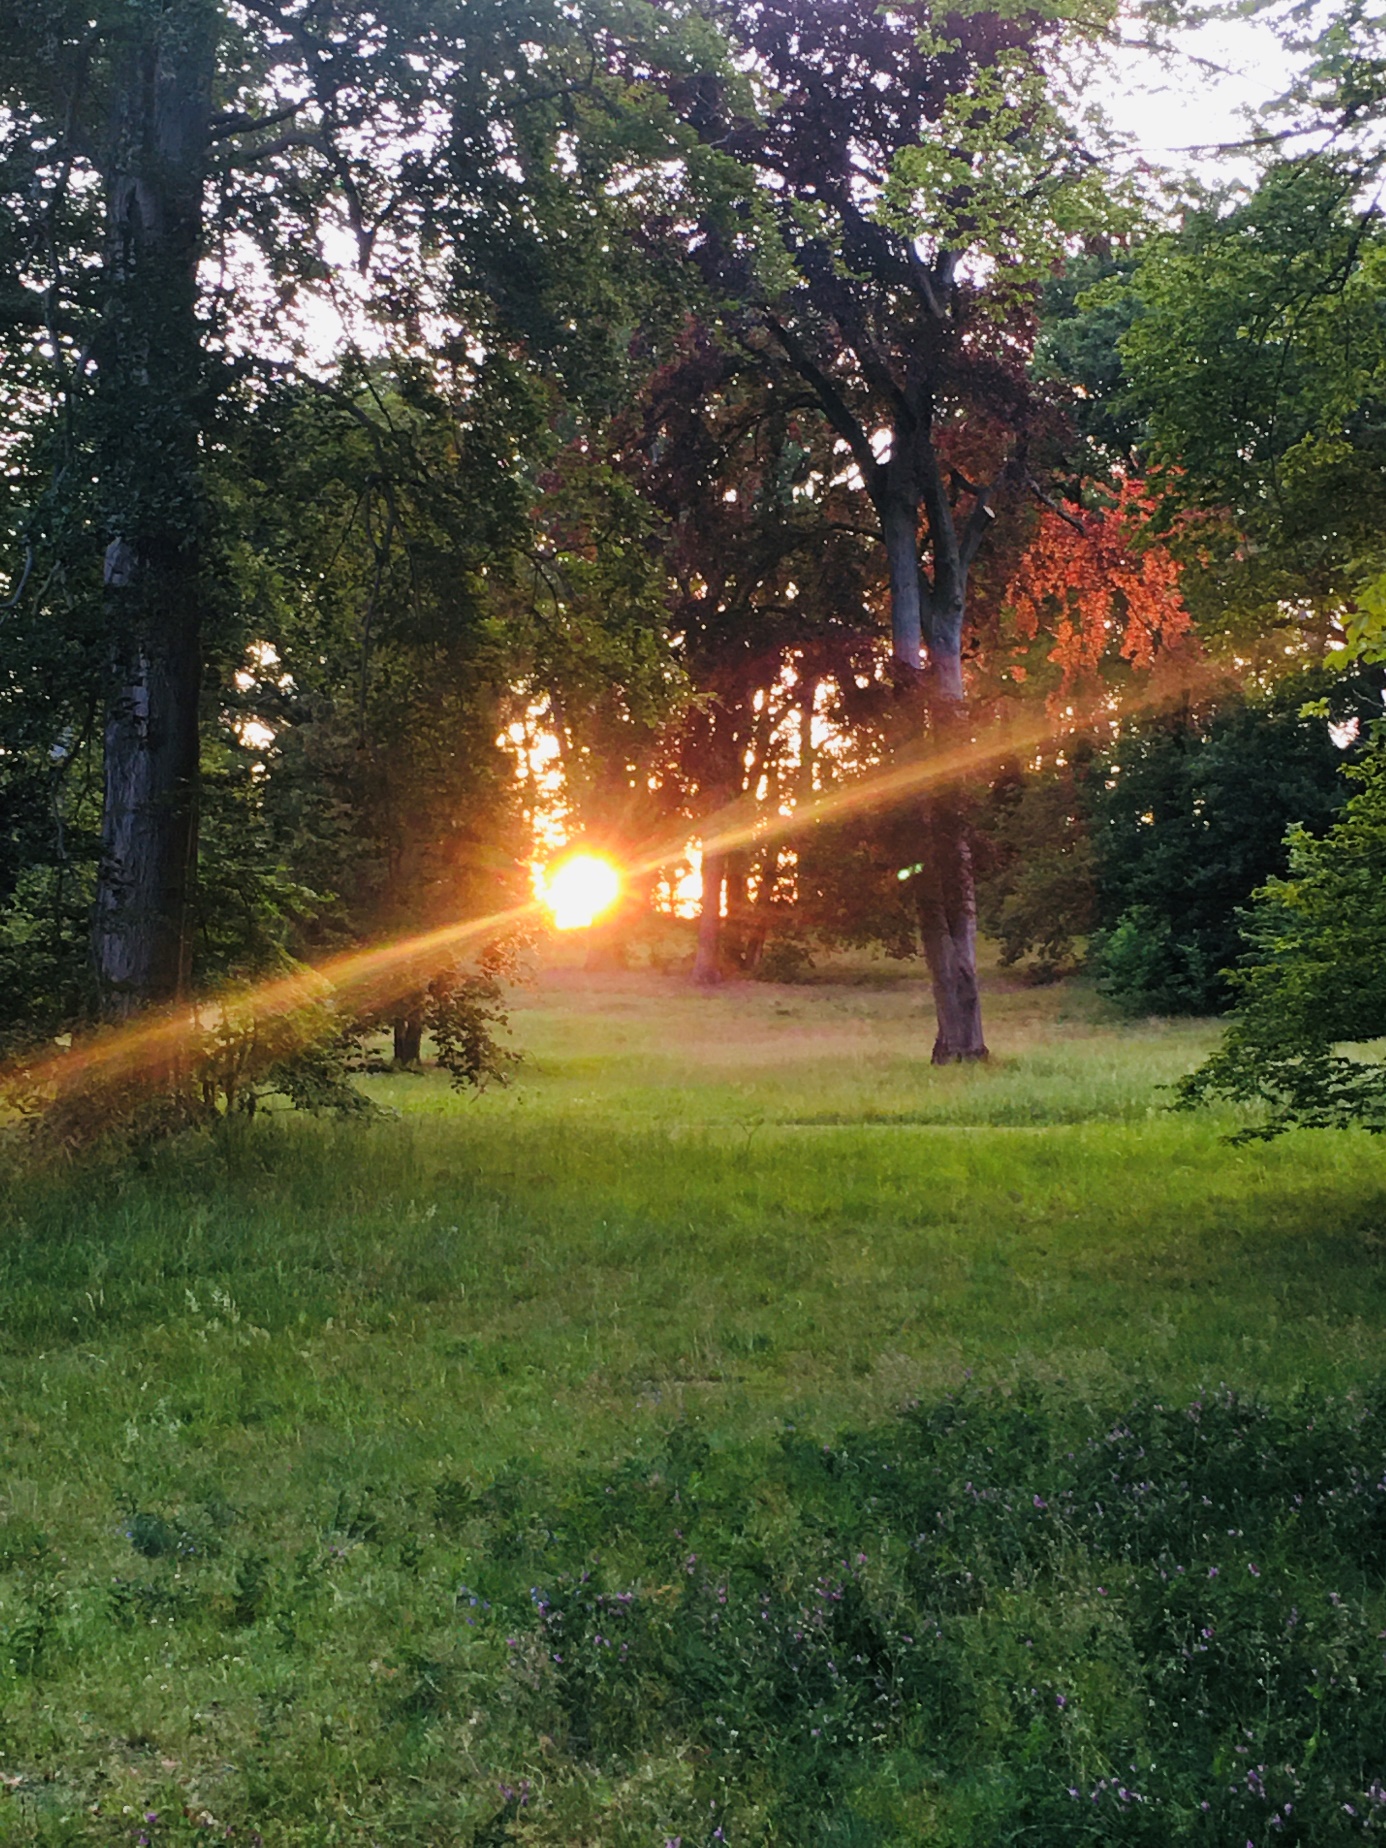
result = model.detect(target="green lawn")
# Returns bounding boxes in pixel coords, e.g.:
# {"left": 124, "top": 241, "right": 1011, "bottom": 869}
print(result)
{"left": 2, "top": 963, "right": 1385, "bottom": 1844}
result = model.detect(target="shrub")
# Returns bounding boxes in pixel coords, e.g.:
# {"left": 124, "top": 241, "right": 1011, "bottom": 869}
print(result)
{"left": 1178, "top": 744, "right": 1386, "bottom": 1135}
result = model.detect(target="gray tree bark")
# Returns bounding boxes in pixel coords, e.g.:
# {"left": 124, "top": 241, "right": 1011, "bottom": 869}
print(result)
{"left": 393, "top": 1010, "right": 425, "bottom": 1067}
{"left": 90, "top": 5, "right": 215, "bottom": 1015}
{"left": 883, "top": 478, "right": 988, "bottom": 1064}
{"left": 764, "top": 246, "right": 992, "bottom": 1062}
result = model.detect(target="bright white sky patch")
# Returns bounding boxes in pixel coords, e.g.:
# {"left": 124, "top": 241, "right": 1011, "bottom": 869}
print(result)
{"left": 1096, "top": 13, "right": 1299, "bottom": 186}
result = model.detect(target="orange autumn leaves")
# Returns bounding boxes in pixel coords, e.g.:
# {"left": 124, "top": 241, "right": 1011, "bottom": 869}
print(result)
{"left": 1003, "top": 480, "right": 1193, "bottom": 707}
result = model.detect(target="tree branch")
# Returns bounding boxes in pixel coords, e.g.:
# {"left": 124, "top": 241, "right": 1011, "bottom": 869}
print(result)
{"left": 958, "top": 481, "right": 998, "bottom": 571}
{"left": 905, "top": 245, "right": 957, "bottom": 321}
{"left": 758, "top": 316, "right": 884, "bottom": 499}
{"left": 208, "top": 98, "right": 308, "bottom": 142}
{"left": 1026, "top": 473, "right": 1083, "bottom": 531}
{"left": 222, "top": 126, "right": 328, "bottom": 166}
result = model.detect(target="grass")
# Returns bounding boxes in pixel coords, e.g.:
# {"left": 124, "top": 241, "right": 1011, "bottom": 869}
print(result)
{"left": 1, "top": 958, "right": 1385, "bottom": 1844}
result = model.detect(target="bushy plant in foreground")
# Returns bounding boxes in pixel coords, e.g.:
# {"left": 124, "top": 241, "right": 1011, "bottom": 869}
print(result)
{"left": 456, "top": 1386, "right": 1386, "bottom": 1844}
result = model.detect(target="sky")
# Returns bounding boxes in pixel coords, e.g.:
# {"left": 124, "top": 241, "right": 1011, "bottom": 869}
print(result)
{"left": 1096, "top": 11, "right": 1299, "bottom": 185}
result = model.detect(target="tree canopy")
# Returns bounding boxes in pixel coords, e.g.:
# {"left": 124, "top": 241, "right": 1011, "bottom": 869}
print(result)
{"left": 1, "top": 0, "right": 1385, "bottom": 1126}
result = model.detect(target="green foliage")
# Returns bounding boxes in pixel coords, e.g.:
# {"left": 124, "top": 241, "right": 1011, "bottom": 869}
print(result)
{"left": 1093, "top": 903, "right": 1222, "bottom": 1017}
{"left": 2, "top": 945, "right": 521, "bottom": 1159}
{"left": 1178, "top": 744, "right": 1386, "bottom": 1135}
{"left": 976, "top": 763, "right": 1095, "bottom": 978}
{"left": 1090, "top": 672, "right": 1372, "bottom": 1015}
{"left": 1033, "top": 250, "right": 1144, "bottom": 473}
{"left": 1118, "top": 159, "right": 1386, "bottom": 653}
{"left": 883, "top": 40, "right": 1135, "bottom": 288}
{"left": 417, "top": 943, "right": 523, "bottom": 1093}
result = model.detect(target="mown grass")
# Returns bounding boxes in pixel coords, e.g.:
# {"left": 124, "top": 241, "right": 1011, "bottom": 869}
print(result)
{"left": 1, "top": 962, "right": 1385, "bottom": 1844}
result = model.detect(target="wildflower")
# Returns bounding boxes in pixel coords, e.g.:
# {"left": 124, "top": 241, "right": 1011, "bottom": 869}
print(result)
{"left": 1056, "top": 1693, "right": 1067, "bottom": 1709}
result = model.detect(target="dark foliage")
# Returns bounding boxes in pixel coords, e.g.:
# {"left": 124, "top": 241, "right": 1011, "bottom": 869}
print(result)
{"left": 1178, "top": 744, "right": 1386, "bottom": 1136}
{"left": 976, "top": 757, "right": 1096, "bottom": 978}
{"left": 1090, "top": 671, "right": 1378, "bottom": 1015}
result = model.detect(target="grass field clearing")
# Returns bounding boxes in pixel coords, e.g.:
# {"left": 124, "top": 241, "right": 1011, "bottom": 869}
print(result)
{"left": 1, "top": 963, "right": 1384, "bottom": 1844}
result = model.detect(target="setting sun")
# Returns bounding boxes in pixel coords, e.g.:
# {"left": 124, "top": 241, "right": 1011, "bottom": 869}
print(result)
{"left": 539, "top": 851, "right": 622, "bottom": 931}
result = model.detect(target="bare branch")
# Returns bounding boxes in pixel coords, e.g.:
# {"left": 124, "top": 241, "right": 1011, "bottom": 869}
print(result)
{"left": 958, "top": 482, "right": 998, "bottom": 571}
{"left": 905, "top": 243, "right": 946, "bottom": 319}
{"left": 1026, "top": 473, "right": 1083, "bottom": 531}
{"left": 208, "top": 98, "right": 307, "bottom": 142}
{"left": 222, "top": 126, "right": 328, "bottom": 166}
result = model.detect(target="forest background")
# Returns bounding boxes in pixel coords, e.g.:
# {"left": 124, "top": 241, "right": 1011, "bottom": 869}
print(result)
{"left": 1, "top": 0, "right": 1383, "bottom": 1110}
{"left": 3, "top": 1, "right": 1386, "bottom": 1844}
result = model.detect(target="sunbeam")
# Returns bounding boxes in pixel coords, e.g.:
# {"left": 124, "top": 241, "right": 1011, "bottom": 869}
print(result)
{"left": 2, "top": 655, "right": 1251, "bottom": 1117}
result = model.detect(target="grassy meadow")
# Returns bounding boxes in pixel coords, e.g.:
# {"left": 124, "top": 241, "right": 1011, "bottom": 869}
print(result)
{"left": 2, "top": 958, "right": 1386, "bottom": 1845}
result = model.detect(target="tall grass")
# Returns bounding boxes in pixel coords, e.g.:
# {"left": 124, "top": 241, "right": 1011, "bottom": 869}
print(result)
{"left": 0, "top": 964, "right": 1383, "bottom": 1842}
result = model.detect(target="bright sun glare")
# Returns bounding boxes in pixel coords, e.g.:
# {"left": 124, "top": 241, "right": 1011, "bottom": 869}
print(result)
{"left": 539, "top": 851, "right": 622, "bottom": 931}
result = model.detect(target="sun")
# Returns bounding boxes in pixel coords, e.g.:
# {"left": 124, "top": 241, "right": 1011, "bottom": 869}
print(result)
{"left": 539, "top": 851, "right": 622, "bottom": 931}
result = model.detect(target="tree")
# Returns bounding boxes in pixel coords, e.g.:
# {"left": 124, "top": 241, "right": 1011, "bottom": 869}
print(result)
{"left": 1089, "top": 667, "right": 1379, "bottom": 1016}
{"left": 975, "top": 758, "right": 1095, "bottom": 980}
{"left": 1177, "top": 745, "right": 1386, "bottom": 1135}
{"left": 629, "top": 328, "right": 880, "bottom": 981}
{"left": 1, "top": 0, "right": 663, "bottom": 1019}
{"left": 659, "top": 0, "right": 1128, "bottom": 1056}
{"left": 0, "top": 1, "right": 438, "bottom": 1009}
{"left": 224, "top": 365, "right": 534, "bottom": 1057}
{"left": 1115, "top": 158, "right": 1386, "bottom": 662}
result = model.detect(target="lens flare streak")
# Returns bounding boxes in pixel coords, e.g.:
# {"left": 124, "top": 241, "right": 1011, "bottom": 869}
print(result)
{"left": 5, "top": 665, "right": 1233, "bottom": 1117}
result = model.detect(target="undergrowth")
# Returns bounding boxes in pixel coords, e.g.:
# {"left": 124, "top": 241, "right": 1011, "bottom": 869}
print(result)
{"left": 1, "top": 1385, "right": 1385, "bottom": 1843}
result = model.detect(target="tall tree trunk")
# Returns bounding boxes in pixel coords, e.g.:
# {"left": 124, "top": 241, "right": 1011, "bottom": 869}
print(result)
{"left": 916, "top": 721, "right": 986, "bottom": 1061}
{"left": 796, "top": 671, "right": 818, "bottom": 807}
{"left": 881, "top": 499, "right": 924, "bottom": 672}
{"left": 881, "top": 484, "right": 988, "bottom": 1062}
{"left": 917, "top": 622, "right": 987, "bottom": 1062}
{"left": 92, "top": 564, "right": 202, "bottom": 1009}
{"left": 90, "top": 5, "right": 215, "bottom": 1016}
{"left": 691, "top": 850, "right": 724, "bottom": 985}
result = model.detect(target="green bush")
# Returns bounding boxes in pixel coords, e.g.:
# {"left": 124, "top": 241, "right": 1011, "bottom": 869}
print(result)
{"left": 1090, "top": 672, "right": 1374, "bottom": 1015}
{"left": 1179, "top": 743, "right": 1386, "bottom": 1134}
{"left": 1092, "top": 904, "right": 1220, "bottom": 1015}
